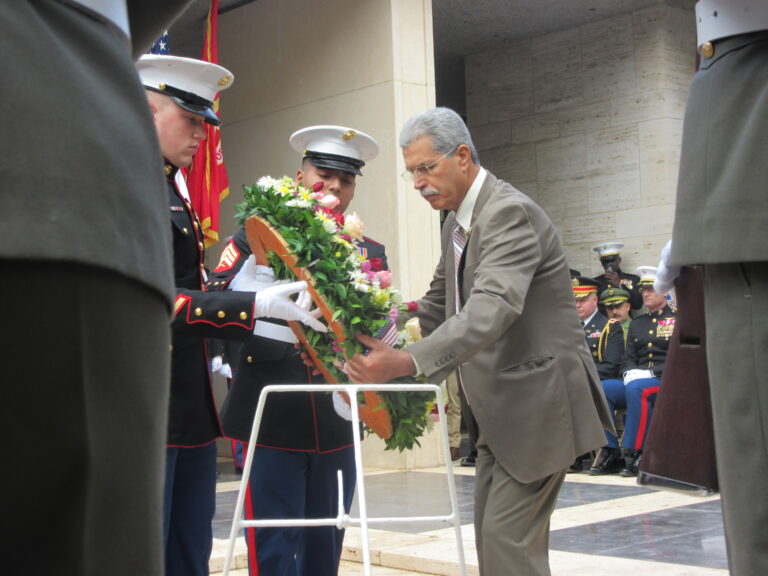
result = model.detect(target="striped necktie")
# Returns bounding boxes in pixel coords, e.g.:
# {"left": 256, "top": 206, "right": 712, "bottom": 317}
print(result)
{"left": 452, "top": 220, "right": 467, "bottom": 312}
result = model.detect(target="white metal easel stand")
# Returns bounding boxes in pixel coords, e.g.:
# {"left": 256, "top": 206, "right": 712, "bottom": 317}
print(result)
{"left": 222, "top": 382, "right": 467, "bottom": 576}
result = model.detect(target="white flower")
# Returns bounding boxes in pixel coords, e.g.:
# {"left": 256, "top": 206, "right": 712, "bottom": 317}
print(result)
{"left": 285, "top": 198, "right": 312, "bottom": 208}
{"left": 257, "top": 176, "right": 279, "bottom": 190}
{"left": 344, "top": 212, "right": 365, "bottom": 240}
{"left": 321, "top": 218, "right": 338, "bottom": 234}
{"left": 348, "top": 269, "right": 367, "bottom": 284}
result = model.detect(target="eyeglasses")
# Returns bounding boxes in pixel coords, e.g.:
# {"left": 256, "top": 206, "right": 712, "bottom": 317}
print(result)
{"left": 401, "top": 147, "right": 457, "bottom": 182}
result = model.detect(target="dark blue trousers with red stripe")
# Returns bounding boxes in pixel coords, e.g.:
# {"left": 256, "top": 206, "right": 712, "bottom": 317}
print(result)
{"left": 244, "top": 446, "right": 356, "bottom": 576}
{"left": 601, "top": 377, "right": 661, "bottom": 450}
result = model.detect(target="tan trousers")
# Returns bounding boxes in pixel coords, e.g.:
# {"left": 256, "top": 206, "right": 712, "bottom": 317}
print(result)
{"left": 445, "top": 372, "right": 462, "bottom": 449}
{"left": 474, "top": 434, "right": 565, "bottom": 576}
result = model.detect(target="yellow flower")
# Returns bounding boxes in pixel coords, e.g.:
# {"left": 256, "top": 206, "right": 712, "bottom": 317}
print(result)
{"left": 373, "top": 290, "right": 390, "bottom": 307}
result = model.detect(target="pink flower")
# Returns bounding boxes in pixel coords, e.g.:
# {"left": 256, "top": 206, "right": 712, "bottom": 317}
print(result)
{"left": 376, "top": 270, "right": 392, "bottom": 288}
{"left": 312, "top": 181, "right": 324, "bottom": 193}
{"left": 406, "top": 301, "right": 419, "bottom": 312}
{"left": 319, "top": 195, "right": 340, "bottom": 210}
{"left": 360, "top": 261, "right": 372, "bottom": 273}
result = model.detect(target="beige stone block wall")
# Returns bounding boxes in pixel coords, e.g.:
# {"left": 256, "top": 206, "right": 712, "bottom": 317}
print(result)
{"left": 465, "top": 2, "right": 696, "bottom": 277}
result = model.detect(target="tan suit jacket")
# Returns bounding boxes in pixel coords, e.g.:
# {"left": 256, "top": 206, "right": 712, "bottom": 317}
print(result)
{"left": 409, "top": 172, "right": 613, "bottom": 483}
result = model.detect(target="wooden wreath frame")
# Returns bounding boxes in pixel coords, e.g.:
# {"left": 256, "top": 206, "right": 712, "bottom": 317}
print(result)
{"left": 245, "top": 215, "right": 393, "bottom": 440}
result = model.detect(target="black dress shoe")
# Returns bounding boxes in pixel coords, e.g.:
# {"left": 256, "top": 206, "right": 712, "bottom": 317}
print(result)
{"left": 619, "top": 450, "right": 641, "bottom": 477}
{"left": 567, "top": 457, "right": 584, "bottom": 473}
{"left": 460, "top": 455, "right": 476, "bottom": 467}
{"left": 588, "top": 448, "right": 623, "bottom": 475}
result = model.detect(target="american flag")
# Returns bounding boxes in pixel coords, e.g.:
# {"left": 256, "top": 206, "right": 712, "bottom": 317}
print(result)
{"left": 149, "top": 30, "right": 170, "bottom": 54}
{"left": 374, "top": 319, "right": 400, "bottom": 348}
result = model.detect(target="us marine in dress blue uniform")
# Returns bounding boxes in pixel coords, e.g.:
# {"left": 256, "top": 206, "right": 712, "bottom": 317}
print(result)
{"left": 591, "top": 266, "right": 676, "bottom": 477}
{"left": 592, "top": 242, "right": 643, "bottom": 311}
{"left": 140, "top": 55, "right": 325, "bottom": 576}
{"left": 209, "top": 125, "right": 385, "bottom": 576}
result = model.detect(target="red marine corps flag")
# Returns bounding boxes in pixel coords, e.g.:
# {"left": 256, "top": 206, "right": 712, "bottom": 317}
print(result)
{"left": 186, "top": 0, "right": 230, "bottom": 248}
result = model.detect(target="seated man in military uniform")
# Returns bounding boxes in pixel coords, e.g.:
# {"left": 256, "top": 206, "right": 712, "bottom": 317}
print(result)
{"left": 600, "top": 286, "right": 632, "bottom": 343}
{"left": 574, "top": 277, "right": 625, "bottom": 379}
{"left": 590, "top": 266, "right": 676, "bottom": 476}
{"left": 569, "top": 277, "right": 625, "bottom": 472}
{"left": 592, "top": 242, "right": 642, "bottom": 311}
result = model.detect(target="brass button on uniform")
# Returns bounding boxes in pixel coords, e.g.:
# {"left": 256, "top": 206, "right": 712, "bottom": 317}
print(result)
{"left": 699, "top": 41, "right": 714, "bottom": 59}
{"left": 647, "top": 342, "right": 653, "bottom": 348}
{"left": 182, "top": 227, "right": 189, "bottom": 235}
{"left": 217, "top": 310, "right": 226, "bottom": 318}
{"left": 198, "top": 241, "right": 204, "bottom": 251}
{"left": 649, "top": 353, "right": 654, "bottom": 358}
{"left": 195, "top": 307, "right": 203, "bottom": 317}
{"left": 193, "top": 221, "right": 199, "bottom": 230}
{"left": 240, "top": 311, "right": 248, "bottom": 320}
{"left": 169, "top": 344, "right": 173, "bottom": 352}
{"left": 247, "top": 355, "right": 253, "bottom": 364}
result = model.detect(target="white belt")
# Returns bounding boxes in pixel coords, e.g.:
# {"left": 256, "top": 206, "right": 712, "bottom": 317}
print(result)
{"left": 70, "top": 0, "right": 130, "bottom": 38}
{"left": 696, "top": 1, "right": 768, "bottom": 46}
{"left": 253, "top": 321, "right": 297, "bottom": 344}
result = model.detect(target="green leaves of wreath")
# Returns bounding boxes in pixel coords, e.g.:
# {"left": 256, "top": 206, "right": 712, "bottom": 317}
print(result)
{"left": 235, "top": 176, "right": 434, "bottom": 451}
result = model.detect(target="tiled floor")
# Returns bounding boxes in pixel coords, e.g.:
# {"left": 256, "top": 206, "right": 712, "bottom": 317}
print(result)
{"left": 210, "top": 454, "right": 728, "bottom": 575}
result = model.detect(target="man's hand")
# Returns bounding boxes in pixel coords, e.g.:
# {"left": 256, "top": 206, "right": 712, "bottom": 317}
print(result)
{"left": 346, "top": 333, "right": 416, "bottom": 384}
{"left": 255, "top": 281, "right": 327, "bottom": 333}
{"left": 603, "top": 268, "right": 620, "bottom": 286}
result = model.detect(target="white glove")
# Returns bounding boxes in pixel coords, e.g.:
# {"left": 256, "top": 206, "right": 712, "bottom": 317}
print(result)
{"left": 332, "top": 391, "right": 353, "bottom": 421}
{"left": 230, "top": 255, "right": 285, "bottom": 292}
{"left": 654, "top": 240, "right": 681, "bottom": 295}
{"left": 296, "top": 288, "right": 313, "bottom": 312}
{"left": 219, "top": 363, "right": 233, "bottom": 379}
{"left": 255, "top": 281, "right": 327, "bottom": 333}
{"left": 211, "top": 355, "right": 223, "bottom": 372}
{"left": 623, "top": 369, "right": 655, "bottom": 385}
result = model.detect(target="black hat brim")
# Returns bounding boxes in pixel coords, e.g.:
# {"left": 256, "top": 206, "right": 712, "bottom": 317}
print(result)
{"left": 305, "top": 151, "right": 364, "bottom": 176}
{"left": 171, "top": 96, "right": 221, "bottom": 126}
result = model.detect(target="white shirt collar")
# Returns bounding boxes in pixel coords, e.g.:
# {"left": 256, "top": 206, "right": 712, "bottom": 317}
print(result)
{"left": 175, "top": 169, "right": 190, "bottom": 202}
{"left": 455, "top": 167, "right": 487, "bottom": 232}
{"left": 582, "top": 309, "right": 598, "bottom": 326}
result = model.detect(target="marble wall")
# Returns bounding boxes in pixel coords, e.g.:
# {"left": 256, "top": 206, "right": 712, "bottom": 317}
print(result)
{"left": 465, "top": 3, "right": 696, "bottom": 277}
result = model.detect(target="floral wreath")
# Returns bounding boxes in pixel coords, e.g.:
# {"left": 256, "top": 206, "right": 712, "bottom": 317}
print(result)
{"left": 235, "top": 176, "right": 433, "bottom": 451}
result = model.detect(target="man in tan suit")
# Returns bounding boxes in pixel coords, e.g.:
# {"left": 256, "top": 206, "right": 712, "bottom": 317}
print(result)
{"left": 347, "top": 107, "right": 613, "bottom": 576}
